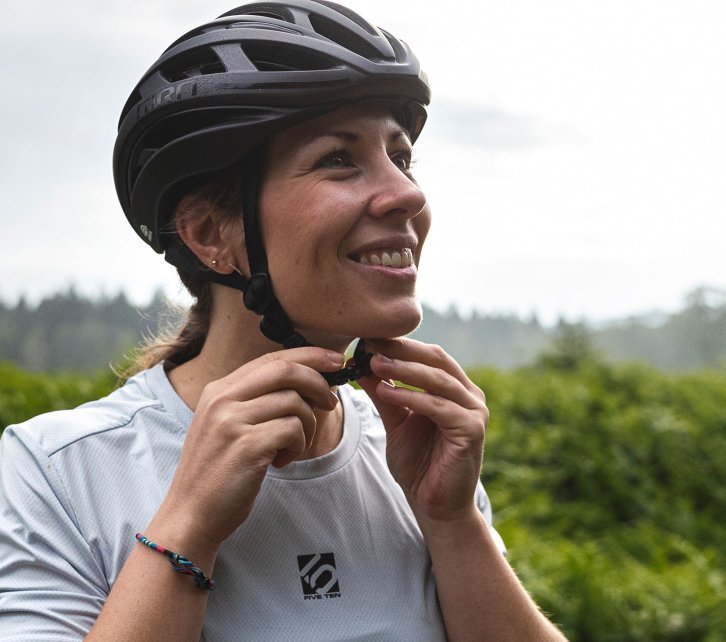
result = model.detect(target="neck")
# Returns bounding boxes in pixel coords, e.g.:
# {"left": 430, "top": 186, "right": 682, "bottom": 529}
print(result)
{"left": 167, "top": 286, "right": 347, "bottom": 460}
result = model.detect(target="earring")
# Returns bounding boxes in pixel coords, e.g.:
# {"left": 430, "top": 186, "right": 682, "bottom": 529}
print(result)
{"left": 211, "top": 259, "right": 218, "bottom": 268}
{"left": 227, "top": 263, "right": 245, "bottom": 278}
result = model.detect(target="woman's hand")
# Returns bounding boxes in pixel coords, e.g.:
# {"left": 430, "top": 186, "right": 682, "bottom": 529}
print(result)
{"left": 357, "top": 338, "right": 488, "bottom": 524}
{"left": 156, "top": 347, "right": 345, "bottom": 552}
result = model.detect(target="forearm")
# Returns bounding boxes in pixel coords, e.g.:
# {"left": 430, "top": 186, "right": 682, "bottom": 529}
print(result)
{"left": 85, "top": 513, "right": 217, "bottom": 641}
{"left": 418, "top": 505, "right": 566, "bottom": 642}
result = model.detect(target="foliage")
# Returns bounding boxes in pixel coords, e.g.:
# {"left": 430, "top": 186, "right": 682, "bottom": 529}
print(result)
{"left": 412, "top": 304, "right": 549, "bottom": 369}
{"left": 0, "top": 363, "right": 116, "bottom": 430}
{"left": 594, "top": 287, "right": 726, "bottom": 371}
{"left": 2, "top": 286, "right": 725, "bottom": 372}
{"left": 0, "top": 288, "right": 181, "bottom": 374}
{"left": 413, "top": 285, "right": 726, "bottom": 370}
{"left": 472, "top": 351, "right": 726, "bottom": 640}
{"left": 2, "top": 347, "right": 725, "bottom": 639}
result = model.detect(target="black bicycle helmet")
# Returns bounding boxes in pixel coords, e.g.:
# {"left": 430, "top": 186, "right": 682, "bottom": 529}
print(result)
{"left": 113, "top": 0, "right": 431, "bottom": 381}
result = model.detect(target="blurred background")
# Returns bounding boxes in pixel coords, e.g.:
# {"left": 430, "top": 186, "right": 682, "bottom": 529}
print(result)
{"left": 2, "top": 1, "right": 725, "bottom": 639}
{"left": 2, "top": 0, "right": 724, "bottom": 322}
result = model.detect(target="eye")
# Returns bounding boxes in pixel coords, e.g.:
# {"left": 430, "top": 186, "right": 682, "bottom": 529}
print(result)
{"left": 317, "top": 148, "right": 354, "bottom": 169}
{"left": 391, "top": 149, "right": 414, "bottom": 172}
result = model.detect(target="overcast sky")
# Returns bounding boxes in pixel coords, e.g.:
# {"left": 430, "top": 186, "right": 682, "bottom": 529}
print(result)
{"left": 2, "top": 0, "right": 725, "bottom": 324}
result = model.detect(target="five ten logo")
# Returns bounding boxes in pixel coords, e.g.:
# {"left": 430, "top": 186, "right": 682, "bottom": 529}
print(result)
{"left": 297, "top": 553, "right": 341, "bottom": 600}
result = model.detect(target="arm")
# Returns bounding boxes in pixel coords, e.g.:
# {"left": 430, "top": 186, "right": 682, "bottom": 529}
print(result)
{"left": 359, "top": 339, "right": 565, "bottom": 641}
{"left": 82, "top": 348, "right": 343, "bottom": 640}
{"left": 418, "top": 507, "right": 564, "bottom": 641}
{"left": 0, "top": 427, "right": 107, "bottom": 640}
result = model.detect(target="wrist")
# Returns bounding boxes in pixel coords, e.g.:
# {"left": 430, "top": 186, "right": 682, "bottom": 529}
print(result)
{"left": 145, "top": 505, "right": 222, "bottom": 573}
{"left": 414, "top": 501, "right": 485, "bottom": 543}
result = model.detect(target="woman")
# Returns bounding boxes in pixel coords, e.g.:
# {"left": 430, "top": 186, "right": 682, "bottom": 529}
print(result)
{"left": 0, "top": 2, "right": 564, "bottom": 640}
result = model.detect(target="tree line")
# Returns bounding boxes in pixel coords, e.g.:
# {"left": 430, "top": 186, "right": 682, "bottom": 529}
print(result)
{"left": 0, "top": 286, "right": 724, "bottom": 373}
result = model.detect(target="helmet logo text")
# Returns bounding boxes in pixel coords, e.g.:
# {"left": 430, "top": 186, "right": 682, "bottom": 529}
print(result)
{"left": 137, "top": 81, "right": 198, "bottom": 118}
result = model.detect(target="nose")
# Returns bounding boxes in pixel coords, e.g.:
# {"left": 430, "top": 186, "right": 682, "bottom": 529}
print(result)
{"left": 366, "top": 157, "right": 427, "bottom": 220}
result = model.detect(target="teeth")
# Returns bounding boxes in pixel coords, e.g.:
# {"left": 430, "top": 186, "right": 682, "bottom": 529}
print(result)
{"left": 356, "top": 248, "right": 413, "bottom": 268}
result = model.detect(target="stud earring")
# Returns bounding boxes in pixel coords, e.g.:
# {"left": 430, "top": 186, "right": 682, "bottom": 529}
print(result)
{"left": 211, "top": 259, "right": 218, "bottom": 268}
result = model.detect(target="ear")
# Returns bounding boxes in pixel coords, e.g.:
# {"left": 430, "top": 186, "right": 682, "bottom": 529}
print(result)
{"left": 176, "top": 208, "right": 241, "bottom": 275}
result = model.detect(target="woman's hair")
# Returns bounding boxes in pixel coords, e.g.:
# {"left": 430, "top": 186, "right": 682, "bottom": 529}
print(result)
{"left": 122, "top": 170, "right": 244, "bottom": 378}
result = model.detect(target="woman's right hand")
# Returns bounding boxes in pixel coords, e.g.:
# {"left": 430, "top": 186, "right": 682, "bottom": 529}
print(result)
{"left": 154, "top": 347, "right": 345, "bottom": 553}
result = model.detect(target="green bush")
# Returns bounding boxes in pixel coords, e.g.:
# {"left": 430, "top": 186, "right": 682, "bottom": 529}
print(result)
{"left": 0, "top": 362, "right": 116, "bottom": 432}
{"left": 2, "top": 357, "right": 725, "bottom": 640}
{"left": 474, "top": 358, "right": 726, "bottom": 641}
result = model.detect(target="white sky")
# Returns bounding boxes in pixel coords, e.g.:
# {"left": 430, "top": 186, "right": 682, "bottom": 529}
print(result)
{"left": 2, "top": 0, "right": 725, "bottom": 324}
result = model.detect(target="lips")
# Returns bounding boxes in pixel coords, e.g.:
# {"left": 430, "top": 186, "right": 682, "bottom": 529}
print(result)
{"left": 354, "top": 248, "right": 414, "bottom": 268}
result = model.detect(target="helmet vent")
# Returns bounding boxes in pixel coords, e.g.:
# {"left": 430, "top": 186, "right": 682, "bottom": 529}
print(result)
{"left": 382, "top": 30, "right": 407, "bottom": 63}
{"left": 161, "top": 48, "right": 226, "bottom": 83}
{"left": 225, "top": 20, "right": 303, "bottom": 36}
{"left": 242, "top": 41, "right": 339, "bottom": 71}
{"left": 245, "top": 10, "right": 294, "bottom": 22}
{"left": 220, "top": 5, "right": 295, "bottom": 23}
{"left": 309, "top": 0, "right": 379, "bottom": 36}
{"left": 308, "top": 13, "right": 381, "bottom": 60}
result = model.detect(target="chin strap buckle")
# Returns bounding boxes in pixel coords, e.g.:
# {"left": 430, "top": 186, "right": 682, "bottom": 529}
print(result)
{"left": 322, "top": 340, "right": 373, "bottom": 387}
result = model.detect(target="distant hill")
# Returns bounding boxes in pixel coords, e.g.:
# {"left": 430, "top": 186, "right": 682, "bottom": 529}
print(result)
{"left": 0, "top": 286, "right": 724, "bottom": 373}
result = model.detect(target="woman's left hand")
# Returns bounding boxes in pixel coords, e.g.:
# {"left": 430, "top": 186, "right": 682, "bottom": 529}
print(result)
{"left": 357, "top": 338, "right": 488, "bottom": 524}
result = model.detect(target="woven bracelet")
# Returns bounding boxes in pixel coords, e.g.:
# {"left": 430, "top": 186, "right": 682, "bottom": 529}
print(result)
{"left": 135, "top": 533, "right": 216, "bottom": 590}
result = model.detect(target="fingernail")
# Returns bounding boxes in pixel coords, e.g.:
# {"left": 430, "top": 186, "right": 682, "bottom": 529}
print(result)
{"left": 326, "top": 351, "right": 345, "bottom": 365}
{"left": 328, "top": 390, "right": 339, "bottom": 407}
{"left": 376, "top": 354, "right": 394, "bottom": 364}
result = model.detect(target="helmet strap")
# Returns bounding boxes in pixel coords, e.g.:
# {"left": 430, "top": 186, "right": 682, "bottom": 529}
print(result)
{"left": 237, "top": 153, "right": 371, "bottom": 378}
{"left": 165, "top": 152, "right": 372, "bottom": 382}
{"left": 236, "top": 151, "right": 309, "bottom": 349}
{"left": 164, "top": 243, "right": 247, "bottom": 290}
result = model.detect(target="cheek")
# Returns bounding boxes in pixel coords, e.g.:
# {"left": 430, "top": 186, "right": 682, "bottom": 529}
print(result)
{"left": 262, "top": 210, "right": 348, "bottom": 312}
{"left": 264, "top": 188, "right": 356, "bottom": 270}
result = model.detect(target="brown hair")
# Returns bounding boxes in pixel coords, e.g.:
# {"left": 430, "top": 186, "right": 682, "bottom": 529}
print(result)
{"left": 121, "top": 170, "right": 244, "bottom": 378}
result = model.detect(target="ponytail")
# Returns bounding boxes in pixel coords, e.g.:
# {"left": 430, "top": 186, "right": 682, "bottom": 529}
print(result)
{"left": 120, "top": 170, "right": 243, "bottom": 379}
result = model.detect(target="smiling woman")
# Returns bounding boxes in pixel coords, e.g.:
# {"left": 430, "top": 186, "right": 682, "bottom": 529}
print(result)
{"left": 0, "top": 2, "right": 564, "bottom": 640}
{"left": 257, "top": 104, "right": 430, "bottom": 342}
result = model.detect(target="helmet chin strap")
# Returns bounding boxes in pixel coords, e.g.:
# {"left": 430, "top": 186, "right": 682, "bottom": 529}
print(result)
{"left": 165, "top": 155, "right": 372, "bottom": 386}
{"left": 240, "top": 159, "right": 373, "bottom": 384}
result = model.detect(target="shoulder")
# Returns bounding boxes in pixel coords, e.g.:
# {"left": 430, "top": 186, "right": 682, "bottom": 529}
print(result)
{"left": 2, "top": 364, "right": 176, "bottom": 459}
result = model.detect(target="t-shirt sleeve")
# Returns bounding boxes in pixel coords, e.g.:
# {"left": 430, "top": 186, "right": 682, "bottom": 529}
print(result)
{"left": 0, "top": 425, "right": 107, "bottom": 640}
{"left": 474, "top": 481, "right": 507, "bottom": 556}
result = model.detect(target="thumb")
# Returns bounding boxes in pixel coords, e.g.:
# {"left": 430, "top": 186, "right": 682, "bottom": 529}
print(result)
{"left": 357, "top": 375, "right": 409, "bottom": 429}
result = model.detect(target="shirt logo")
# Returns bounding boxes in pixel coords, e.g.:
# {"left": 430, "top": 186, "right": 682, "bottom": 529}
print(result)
{"left": 297, "top": 553, "right": 341, "bottom": 600}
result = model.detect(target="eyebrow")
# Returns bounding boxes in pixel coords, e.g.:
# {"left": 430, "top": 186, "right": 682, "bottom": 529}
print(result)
{"left": 302, "top": 128, "right": 410, "bottom": 145}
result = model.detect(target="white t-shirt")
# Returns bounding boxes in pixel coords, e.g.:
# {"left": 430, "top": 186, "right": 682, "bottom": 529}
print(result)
{"left": 0, "top": 363, "right": 504, "bottom": 641}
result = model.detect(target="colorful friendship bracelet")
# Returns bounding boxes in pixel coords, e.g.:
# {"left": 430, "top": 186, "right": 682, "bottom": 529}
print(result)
{"left": 135, "top": 533, "right": 216, "bottom": 590}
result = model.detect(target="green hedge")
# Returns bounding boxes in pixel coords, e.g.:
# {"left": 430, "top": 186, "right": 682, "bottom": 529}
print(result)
{"left": 0, "top": 362, "right": 116, "bottom": 430}
{"left": 1, "top": 359, "right": 725, "bottom": 640}
{"left": 475, "top": 360, "right": 726, "bottom": 641}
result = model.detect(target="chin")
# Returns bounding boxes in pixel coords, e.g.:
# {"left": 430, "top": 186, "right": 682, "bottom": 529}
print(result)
{"left": 295, "top": 299, "right": 422, "bottom": 344}
{"left": 356, "top": 299, "right": 423, "bottom": 340}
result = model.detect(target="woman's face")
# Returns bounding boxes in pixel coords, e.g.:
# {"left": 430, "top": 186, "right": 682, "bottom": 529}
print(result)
{"left": 249, "top": 103, "right": 431, "bottom": 347}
